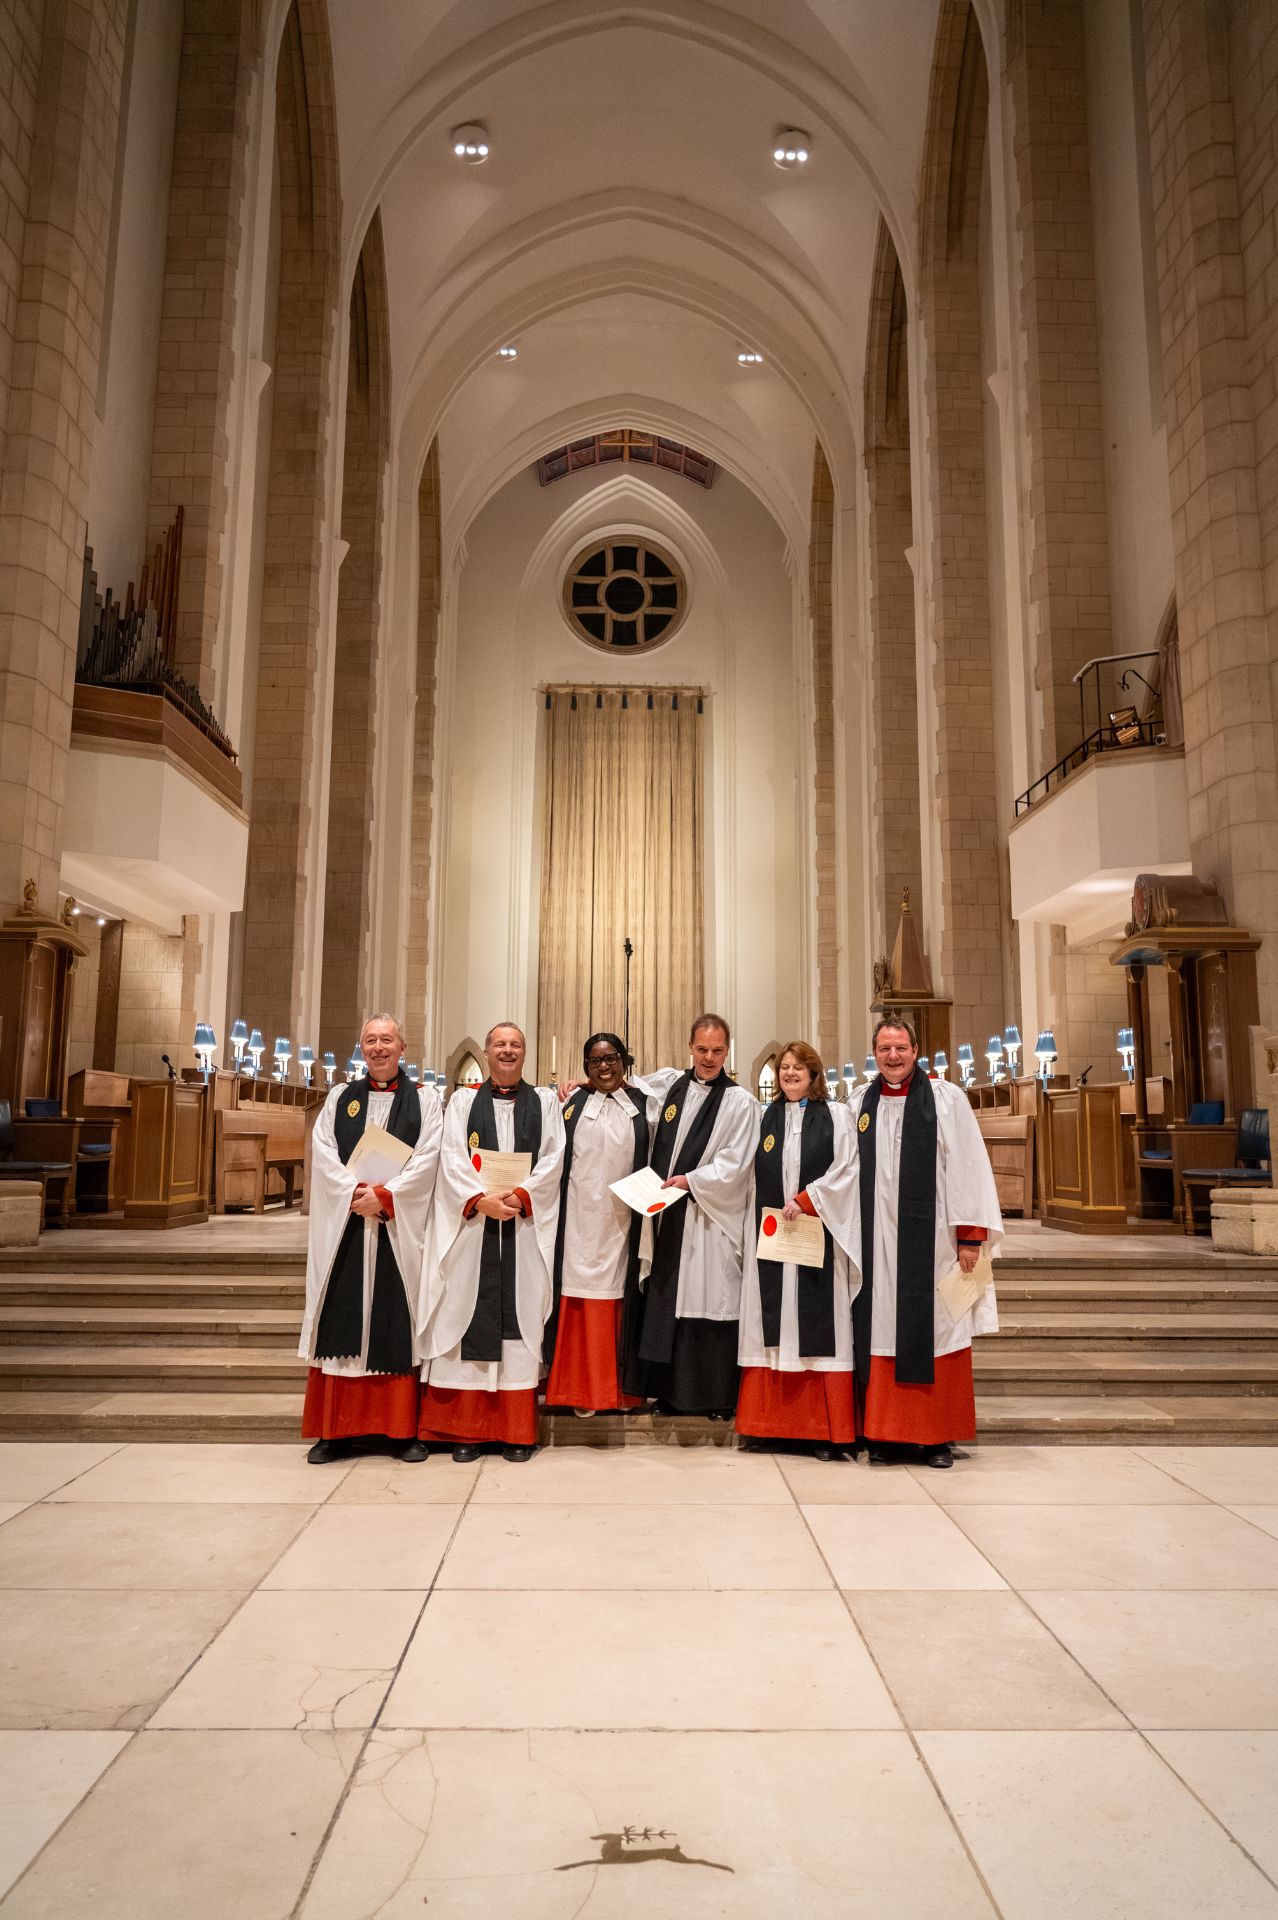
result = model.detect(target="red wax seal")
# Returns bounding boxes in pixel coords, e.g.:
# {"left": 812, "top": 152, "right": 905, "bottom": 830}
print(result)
{"left": 646, "top": 1201, "right": 665, "bottom": 1213}
{"left": 763, "top": 1215, "right": 779, "bottom": 1237}
{"left": 472, "top": 1153, "right": 482, "bottom": 1171}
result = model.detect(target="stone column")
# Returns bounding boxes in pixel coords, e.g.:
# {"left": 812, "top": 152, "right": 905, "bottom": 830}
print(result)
{"left": 0, "top": 0, "right": 129, "bottom": 917}
{"left": 1007, "top": 0, "right": 1113, "bottom": 766}
{"left": 809, "top": 443, "right": 839, "bottom": 1058}
{"left": 1142, "top": 0, "right": 1278, "bottom": 1028}
{"left": 146, "top": 0, "right": 262, "bottom": 698}
{"left": 404, "top": 440, "right": 441, "bottom": 1070}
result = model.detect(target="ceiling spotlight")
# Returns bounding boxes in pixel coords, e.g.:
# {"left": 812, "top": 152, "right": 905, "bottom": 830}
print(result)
{"left": 96, "top": 915, "right": 107, "bottom": 927}
{"left": 773, "top": 129, "right": 811, "bottom": 170}
{"left": 497, "top": 345, "right": 518, "bottom": 360}
{"left": 737, "top": 350, "right": 764, "bottom": 365}
{"left": 451, "top": 122, "right": 490, "bottom": 163}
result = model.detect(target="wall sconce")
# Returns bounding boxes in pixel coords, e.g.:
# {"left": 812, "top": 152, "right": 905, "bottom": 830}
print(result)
{"left": 193, "top": 1023, "right": 217, "bottom": 1082}
{"left": 297, "top": 1045, "right": 315, "bottom": 1088}
{"left": 321, "top": 1051, "right": 337, "bottom": 1088}
{"left": 1003, "top": 1025, "right": 1022, "bottom": 1075}
{"left": 957, "top": 1044, "right": 975, "bottom": 1088}
{"left": 933, "top": 1049, "right": 950, "bottom": 1080}
{"left": 246, "top": 1029, "right": 265, "bottom": 1077}
{"left": 272, "top": 1036, "right": 291, "bottom": 1083}
{"left": 230, "top": 1019, "right": 248, "bottom": 1070}
{"left": 1034, "top": 1030, "right": 1058, "bottom": 1081}
{"left": 862, "top": 1055, "right": 876, "bottom": 1084}
{"left": 985, "top": 1036, "right": 1005, "bottom": 1084}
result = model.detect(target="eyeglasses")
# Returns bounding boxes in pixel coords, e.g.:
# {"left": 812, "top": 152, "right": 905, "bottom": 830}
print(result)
{"left": 589, "top": 1052, "right": 623, "bottom": 1066}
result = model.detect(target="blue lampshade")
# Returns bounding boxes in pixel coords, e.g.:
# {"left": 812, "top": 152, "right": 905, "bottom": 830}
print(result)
{"left": 919, "top": 1055, "right": 931, "bottom": 1074}
{"left": 825, "top": 1068, "right": 839, "bottom": 1089}
{"left": 405, "top": 1062, "right": 419, "bottom": 1081}
{"left": 985, "top": 1035, "right": 1003, "bottom": 1059}
{"left": 193, "top": 1022, "right": 216, "bottom": 1052}
{"left": 1003, "top": 1025, "right": 1021, "bottom": 1049}
{"left": 863, "top": 1054, "right": 875, "bottom": 1078}
{"left": 422, "top": 1069, "right": 436, "bottom": 1086}
{"left": 247, "top": 1029, "right": 264, "bottom": 1055}
{"left": 933, "top": 1049, "right": 949, "bottom": 1077}
{"left": 1034, "top": 1029, "right": 1057, "bottom": 1058}
{"left": 957, "top": 1043, "right": 975, "bottom": 1067}
{"left": 273, "top": 1035, "right": 291, "bottom": 1059}
{"left": 230, "top": 1019, "right": 248, "bottom": 1047}
{"left": 842, "top": 1061, "right": 855, "bottom": 1081}
{"left": 297, "top": 1045, "right": 314, "bottom": 1067}
{"left": 322, "top": 1051, "right": 337, "bottom": 1071}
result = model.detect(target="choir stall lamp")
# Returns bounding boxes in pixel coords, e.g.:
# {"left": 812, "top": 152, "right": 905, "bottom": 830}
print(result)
{"left": 246, "top": 1029, "right": 265, "bottom": 1077}
{"left": 230, "top": 1019, "right": 249, "bottom": 1071}
{"left": 321, "top": 1051, "right": 337, "bottom": 1089}
{"left": 1117, "top": 1026, "right": 1136, "bottom": 1083}
{"left": 193, "top": 1023, "right": 217, "bottom": 1082}
{"left": 1003, "top": 1026, "right": 1022, "bottom": 1076}
{"left": 919, "top": 1056, "right": 932, "bottom": 1077}
{"left": 345, "top": 1047, "right": 365, "bottom": 1081}
{"left": 862, "top": 1054, "right": 876, "bottom": 1084}
{"left": 985, "top": 1035, "right": 1005, "bottom": 1084}
{"left": 842, "top": 1061, "right": 857, "bottom": 1098}
{"left": 957, "top": 1043, "right": 976, "bottom": 1089}
{"left": 825, "top": 1068, "right": 840, "bottom": 1098}
{"left": 406, "top": 1063, "right": 420, "bottom": 1083}
{"left": 273, "top": 1036, "right": 292, "bottom": 1084}
{"left": 297, "top": 1045, "right": 315, "bottom": 1089}
{"left": 1034, "top": 1030, "right": 1058, "bottom": 1082}
{"left": 933, "top": 1049, "right": 950, "bottom": 1080}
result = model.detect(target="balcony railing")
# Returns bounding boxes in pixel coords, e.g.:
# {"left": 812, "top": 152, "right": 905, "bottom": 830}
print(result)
{"left": 1014, "top": 651, "right": 1166, "bottom": 817}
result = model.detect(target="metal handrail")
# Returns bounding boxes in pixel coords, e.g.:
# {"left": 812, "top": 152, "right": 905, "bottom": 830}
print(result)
{"left": 1014, "top": 719, "right": 1166, "bottom": 817}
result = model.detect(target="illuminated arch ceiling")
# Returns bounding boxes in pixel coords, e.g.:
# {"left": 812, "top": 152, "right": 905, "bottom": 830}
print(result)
{"left": 326, "top": 0, "right": 944, "bottom": 548}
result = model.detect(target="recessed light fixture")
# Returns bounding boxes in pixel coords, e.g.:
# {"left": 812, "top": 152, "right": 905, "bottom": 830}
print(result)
{"left": 96, "top": 915, "right": 107, "bottom": 927}
{"left": 497, "top": 345, "right": 518, "bottom": 360}
{"left": 451, "top": 122, "right": 490, "bottom": 163}
{"left": 737, "top": 350, "right": 764, "bottom": 366}
{"left": 772, "top": 129, "right": 811, "bottom": 170}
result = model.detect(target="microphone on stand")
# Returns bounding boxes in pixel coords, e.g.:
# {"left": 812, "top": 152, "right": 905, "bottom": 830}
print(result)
{"left": 622, "top": 936, "right": 634, "bottom": 1059}
{"left": 161, "top": 1054, "right": 178, "bottom": 1082}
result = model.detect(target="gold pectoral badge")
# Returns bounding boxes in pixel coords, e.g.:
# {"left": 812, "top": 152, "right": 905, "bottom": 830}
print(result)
{"left": 763, "top": 1133, "right": 775, "bottom": 1153}
{"left": 858, "top": 1112, "right": 870, "bottom": 1133}
{"left": 663, "top": 1103, "right": 677, "bottom": 1124}
{"left": 468, "top": 1131, "right": 479, "bottom": 1152}
{"left": 346, "top": 1099, "right": 360, "bottom": 1118}
{"left": 563, "top": 1106, "right": 574, "bottom": 1122}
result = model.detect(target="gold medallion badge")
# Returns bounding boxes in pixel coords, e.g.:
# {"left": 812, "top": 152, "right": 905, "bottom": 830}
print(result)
{"left": 563, "top": 1105, "right": 575, "bottom": 1122}
{"left": 468, "top": 1130, "right": 479, "bottom": 1152}
{"left": 663, "top": 1103, "right": 678, "bottom": 1124}
{"left": 763, "top": 1133, "right": 775, "bottom": 1153}
{"left": 858, "top": 1112, "right": 870, "bottom": 1133}
{"left": 346, "top": 1099, "right": 360, "bottom": 1118}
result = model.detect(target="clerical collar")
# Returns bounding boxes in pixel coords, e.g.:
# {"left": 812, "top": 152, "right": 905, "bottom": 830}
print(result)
{"left": 490, "top": 1080, "right": 521, "bottom": 1100}
{"left": 369, "top": 1078, "right": 398, "bottom": 1092}
{"left": 880, "top": 1073, "right": 913, "bottom": 1098}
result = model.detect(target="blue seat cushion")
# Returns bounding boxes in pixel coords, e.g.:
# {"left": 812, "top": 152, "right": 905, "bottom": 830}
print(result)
{"left": 1183, "top": 1167, "right": 1271, "bottom": 1182}
{"left": 1140, "top": 1149, "right": 1172, "bottom": 1161}
{"left": 78, "top": 1144, "right": 112, "bottom": 1157}
{"left": 1188, "top": 1101, "right": 1226, "bottom": 1125}
{"left": 0, "top": 1161, "right": 71, "bottom": 1175}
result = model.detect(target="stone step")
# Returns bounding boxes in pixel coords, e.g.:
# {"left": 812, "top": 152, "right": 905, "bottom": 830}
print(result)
{"left": 0, "top": 1246, "right": 306, "bottom": 1275}
{"left": 0, "top": 1306, "right": 298, "bottom": 1347}
{"left": 974, "top": 1346, "right": 1278, "bottom": 1394}
{"left": 994, "top": 1278, "right": 1278, "bottom": 1310}
{"left": 994, "top": 1312, "right": 1278, "bottom": 1346}
{"left": 0, "top": 1274, "right": 303, "bottom": 1309}
{"left": 0, "top": 1345, "right": 306, "bottom": 1393}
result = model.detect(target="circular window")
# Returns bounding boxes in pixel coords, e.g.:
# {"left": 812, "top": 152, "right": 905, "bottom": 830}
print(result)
{"left": 562, "top": 539, "right": 687, "bottom": 651}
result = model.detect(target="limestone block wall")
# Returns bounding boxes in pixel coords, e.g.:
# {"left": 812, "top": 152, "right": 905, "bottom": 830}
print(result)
{"left": 809, "top": 445, "right": 839, "bottom": 1059}
{"left": 114, "top": 917, "right": 201, "bottom": 1080}
{"left": 404, "top": 441, "right": 441, "bottom": 1070}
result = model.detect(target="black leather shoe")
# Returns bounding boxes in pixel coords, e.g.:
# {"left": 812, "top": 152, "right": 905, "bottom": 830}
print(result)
{"left": 706, "top": 1410, "right": 731, "bottom": 1421}
{"left": 397, "top": 1439, "right": 429, "bottom": 1463}
{"left": 451, "top": 1444, "right": 481, "bottom": 1464}
{"left": 502, "top": 1444, "right": 536, "bottom": 1463}
{"left": 306, "top": 1439, "right": 344, "bottom": 1465}
{"left": 919, "top": 1443, "right": 954, "bottom": 1470}
{"left": 812, "top": 1444, "right": 839, "bottom": 1462}
{"left": 866, "top": 1443, "right": 896, "bottom": 1465}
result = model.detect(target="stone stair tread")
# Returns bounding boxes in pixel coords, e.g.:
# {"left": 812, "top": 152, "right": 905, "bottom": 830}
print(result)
{"left": 0, "top": 1306, "right": 297, "bottom": 1331}
{"left": 0, "top": 1345, "right": 305, "bottom": 1378}
{"left": 972, "top": 1395, "right": 1175, "bottom": 1432}
{"left": 997, "top": 1312, "right": 1278, "bottom": 1335}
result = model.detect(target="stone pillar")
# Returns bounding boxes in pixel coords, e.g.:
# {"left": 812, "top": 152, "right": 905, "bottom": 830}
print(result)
{"left": 864, "top": 222, "right": 924, "bottom": 950}
{"left": 1007, "top": 0, "right": 1113, "bottom": 766}
{"left": 404, "top": 440, "right": 441, "bottom": 1070}
{"left": 239, "top": 0, "right": 340, "bottom": 1048}
{"left": 0, "top": 0, "right": 129, "bottom": 918}
{"left": 809, "top": 443, "right": 839, "bottom": 1059}
{"left": 1142, "top": 0, "right": 1278, "bottom": 1028}
{"left": 146, "top": 0, "right": 262, "bottom": 698}
{"left": 918, "top": 0, "right": 1005, "bottom": 1046}
{"left": 320, "top": 216, "right": 389, "bottom": 1063}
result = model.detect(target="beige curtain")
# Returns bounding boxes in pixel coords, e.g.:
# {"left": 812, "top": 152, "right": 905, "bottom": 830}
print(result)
{"left": 537, "top": 686, "right": 704, "bottom": 1077}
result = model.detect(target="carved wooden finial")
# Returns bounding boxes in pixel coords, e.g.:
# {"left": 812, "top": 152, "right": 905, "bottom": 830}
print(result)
{"left": 901, "top": 886, "right": 911, "bottom": 912}
{"left": 21, "top": 877, "right": 37, "bottom": 914}
{"left": 61, "top": 896, "right": 76, "bottom": 926}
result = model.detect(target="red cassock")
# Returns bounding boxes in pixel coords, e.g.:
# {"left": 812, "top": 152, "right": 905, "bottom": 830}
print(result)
{"left": 544, "top": 1297, "right": 644, "bottom": 1411}
{"left": 860, "top": 1347, "right": 977, "bottom": 1444}
{"left": 418, "top": 1384, "right": 539, "bottom": 1445}
{"left": 735, "top": 1367, "right": 857, "bottom": 1444}
{"left": 302, "top": 1368, "right": 421, "bottom": 1441}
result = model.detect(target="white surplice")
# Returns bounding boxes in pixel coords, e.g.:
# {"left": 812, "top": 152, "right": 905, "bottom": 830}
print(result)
{"left": 299, "top": 1084, "right": 443, "bottom": 1374}
{"left": 558, "top": 1086, "right": 652, "bottom": 1299}
{"left": 417, "top": 1085, "right": 566, "bottom": 1391}
{"left": 643, "top": 1069, "right": 760, "bottom": 1323}
{"left": 844, "top": 1076, "right": 1003, "bottom": 1358}
{"left": 738, "top": 1098, "right": 860, "bottom": 1372}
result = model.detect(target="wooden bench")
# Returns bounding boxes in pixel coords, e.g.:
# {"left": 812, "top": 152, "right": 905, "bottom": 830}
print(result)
{"left": 213, "top": 1112, "right": 268, "bottom": 1214}
{"left": 977, "top": 1112, "right": 1035, "bottom": 1218}
{"left": 215, "top": 1103, "right": 306, "bottom": 1209}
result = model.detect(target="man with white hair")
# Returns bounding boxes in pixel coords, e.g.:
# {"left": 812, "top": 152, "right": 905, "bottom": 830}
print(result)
{"left": 418, "top": 1022, "right": 565, "bottom": 1462}
{"left": 300, "top": 1013, "right": 443, "bottom": 1464}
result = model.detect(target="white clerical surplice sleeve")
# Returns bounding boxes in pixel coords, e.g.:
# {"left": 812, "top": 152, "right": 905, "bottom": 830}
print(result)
{"left": 685, "top": 1089, "right": 761, "bottom": 1253}
{"left": 806, "top": 1102, "right": 863, "bottom": 1290}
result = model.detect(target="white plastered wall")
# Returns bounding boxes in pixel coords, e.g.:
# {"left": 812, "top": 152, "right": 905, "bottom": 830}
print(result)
{"left": 426, "top": 459, "right": 803, "bottom": 1077}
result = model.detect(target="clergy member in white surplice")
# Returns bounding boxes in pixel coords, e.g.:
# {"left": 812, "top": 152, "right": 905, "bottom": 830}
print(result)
{"left": 845, "top": 1015, "right": 1002, "bottom": 1469}
{"left": 543, "top": 1031, "right": 652, "bottom": 1414}
{"left": 621, "top": 1014, "right": 759, "bottom": 1417}
{"left": 300, "top": 1013, "right": 443, "bottom": 1465}
{"left": 417, "top": 1023, "right": 565, "bottom": 1463}
{"left": 736, "top": 1040, "right": 860, "bottom": 1460}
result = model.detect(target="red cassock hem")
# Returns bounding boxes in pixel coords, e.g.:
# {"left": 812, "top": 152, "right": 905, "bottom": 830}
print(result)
{"left": 735, "top": 1367, "right": 857, "bottom": 1443}
{"left": 418, "top": 1384, "right": 539, "bottom": 1445}
{"left": 301, "top": 1368, "right": 421, "bottom": 1441}
{"left": 544, "top": 1297, "right": 644, "bottom": 1411}
{"left": 861, "top": 1348, "right": 976, "bottom": 1444}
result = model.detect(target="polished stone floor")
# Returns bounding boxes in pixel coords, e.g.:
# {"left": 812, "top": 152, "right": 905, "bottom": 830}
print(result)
{"left": 0, "top": 1438, "right": 1277, "bottom": 1915}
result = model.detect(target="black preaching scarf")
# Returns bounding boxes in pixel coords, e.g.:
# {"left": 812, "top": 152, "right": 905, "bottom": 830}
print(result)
{"left": 638, "top": 1070, "right": 731, "bottom": 1365}
{"left": 315, "top": 1076, "right": 424, "bottom": 1374}
{"left": 461, "top": 1079, "right": 543, "bottom": 1362}
{"left": 754, "top": 1098, "right": 837, "bottom": 1356}
{"left": 543, "top": 1086, "right": 648, "bottom": 1371}
{"left": 854, "top": 1072, "right": 938, "bottom": 1385}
